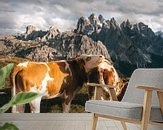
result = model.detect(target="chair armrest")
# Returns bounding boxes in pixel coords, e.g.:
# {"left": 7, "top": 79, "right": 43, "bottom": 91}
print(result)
{"left": 137, "top": 86, "right": 163, "bottom": 121}
{"left": 137, "top": 86, "right": 163, "bottom": 92}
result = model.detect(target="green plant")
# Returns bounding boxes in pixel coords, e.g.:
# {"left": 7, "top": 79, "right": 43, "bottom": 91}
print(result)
{"left": 0, "top": 123, "right": 19, "bottom": 130}
{"left": 0, "top": 92, "right": 40, "bottom": 113}
{"left": 0, "top": 63, "right": 14, "bottom": 88}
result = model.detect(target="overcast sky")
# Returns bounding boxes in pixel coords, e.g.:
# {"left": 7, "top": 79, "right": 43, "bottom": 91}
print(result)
{"left": 0, "top": 0, "right": 162, "bottom": 34}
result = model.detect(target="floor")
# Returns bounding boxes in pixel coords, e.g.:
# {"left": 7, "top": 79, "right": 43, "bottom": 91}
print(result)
{"left": 0, "top": 113, "right": 141, "bottom": 130}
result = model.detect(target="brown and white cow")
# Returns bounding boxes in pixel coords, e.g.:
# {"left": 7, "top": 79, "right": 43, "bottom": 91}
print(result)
{"left": 88, "top": 59, "right": 128, "bottom": 101}
{"left": 11, "top": 54, "right": 105, "bottom": 113}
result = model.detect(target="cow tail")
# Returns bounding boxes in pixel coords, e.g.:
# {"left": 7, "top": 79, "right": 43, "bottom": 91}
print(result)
{"left": 11, "top": 66, "right": 22, "bottom": 113}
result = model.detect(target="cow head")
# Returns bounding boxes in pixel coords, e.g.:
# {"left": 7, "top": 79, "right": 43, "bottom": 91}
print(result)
{"left": 77, "top": 54, "right": 105, "bottom": 73}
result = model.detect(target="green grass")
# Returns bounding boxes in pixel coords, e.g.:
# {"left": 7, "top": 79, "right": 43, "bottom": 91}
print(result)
{"left": 49, "top": 104, "right": 85, "bottom": 113}
{"left": 0, "top": 55, "right": 28, "bottom": 67}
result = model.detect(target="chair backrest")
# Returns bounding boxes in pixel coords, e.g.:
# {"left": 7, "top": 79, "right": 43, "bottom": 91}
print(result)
{"left": 122, "top": 68, "right": 163, "bottom": 107}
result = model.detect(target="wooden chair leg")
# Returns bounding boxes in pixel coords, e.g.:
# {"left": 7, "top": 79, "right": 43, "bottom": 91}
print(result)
{"left": 92, "top": 113, "right": 98, "bottom": 130}
{"left": 157, "top": 91, "right": 163, "bottom": 114}
{"left": 141, "top": 90, "right": 152, "bottom": 130}
{"left": 121, "top": 121, "right": 127, "bottom": 130}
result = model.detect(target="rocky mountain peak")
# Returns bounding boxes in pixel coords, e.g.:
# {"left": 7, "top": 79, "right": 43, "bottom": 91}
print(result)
{"left": 89, "top": 13, "right": 98, "bottom": 25}
{"left": 76, "top": 16, "right": 91, "bottom": 34}
{"left": 132, "top": 22, "right": 155, "bottom": 38}
{"left": 41, "top": 26, "right": 60, "bottom": 41}
{"left": 98, "top": 14, "right": 105, "bottom": 23}
{"left": 120, "top": 19, "right": 132, "bottom": 29}
{"left": 126, "top": 19, "right": 130, "bottom": 25}
{"left": 26, "top": 25, "right": 36, "bottom": 35}
{"left": 49, "top": 26, "right": 60, "bottom": 34}
{"left": 76, "top": 15, "right": 123, "bottom": 34}
{"left": 110, "top": 17, "right": 116, "bottom": 23}
{"left": 76, "top": 14, "right": 105, "bottom": 34}
{"left": 17, "top": 25, "right": 61, "bottom": 41}
{"left": 110, "top": 17, "right": 119, "bottom": 29}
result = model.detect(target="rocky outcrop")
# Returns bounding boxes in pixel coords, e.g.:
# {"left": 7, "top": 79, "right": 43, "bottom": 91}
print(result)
{"left": 103, "top": 18, "right": 151, "bottom": 66}
{"left": 17, "top": 25, "right": 46, "bottom": 41}
{"left": 65, "top": 35, "right": 110, "bottom": 59}
{"left": 120, "top": 20, "right": 163, "bottom": 64}
{"left": 17, "top": 25, "right": 60, "bottom": 42}
{"left": 26, "top": 25, "right": 36, "bottom": 35}
{"left": 0, "top": 32, "right": 111, "bottom": 63}
{"left": 76, "top": 16, "right": 92, "bottom": 34}
{"left": 76, "top": 13, "right": 104, "bottom": 35}
{"left": 25, "top": 45, "right": 61, "bottom": 62}
{"left": 41, "top": 26, "right": 60, "bottom": 42}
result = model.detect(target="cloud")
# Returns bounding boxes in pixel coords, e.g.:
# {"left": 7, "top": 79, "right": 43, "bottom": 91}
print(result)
{"left": 0, "top": 0, "right": 162, "bottom": 34}
{"left": 50, "top": 18, "right": 76, "bottom": 32}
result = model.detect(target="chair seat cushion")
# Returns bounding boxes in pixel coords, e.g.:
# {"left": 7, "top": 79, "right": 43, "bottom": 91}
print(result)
{"left": 85, "top": 100, "right": 163, "bottom": 122}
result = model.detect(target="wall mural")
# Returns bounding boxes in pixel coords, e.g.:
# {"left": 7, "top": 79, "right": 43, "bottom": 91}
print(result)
{"left": 0, "top": 12, "right": 163, "bottom": 113}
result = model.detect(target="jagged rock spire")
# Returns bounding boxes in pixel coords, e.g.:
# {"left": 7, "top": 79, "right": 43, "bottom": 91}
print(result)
{"left": 26, "top": 25, "right": 36, "bottom": 35}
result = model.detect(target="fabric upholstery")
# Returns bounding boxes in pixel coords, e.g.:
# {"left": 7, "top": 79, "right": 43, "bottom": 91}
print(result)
{"left": 85, "top": 100, "right": 163, "bottom": 122}
{"left": 122, "top": 69, "right": 163, "bottom": 107}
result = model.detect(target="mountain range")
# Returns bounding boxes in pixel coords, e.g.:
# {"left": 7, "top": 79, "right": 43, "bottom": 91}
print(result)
{"left": 0, "top": 13, "right": 163, "bottom": 77}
